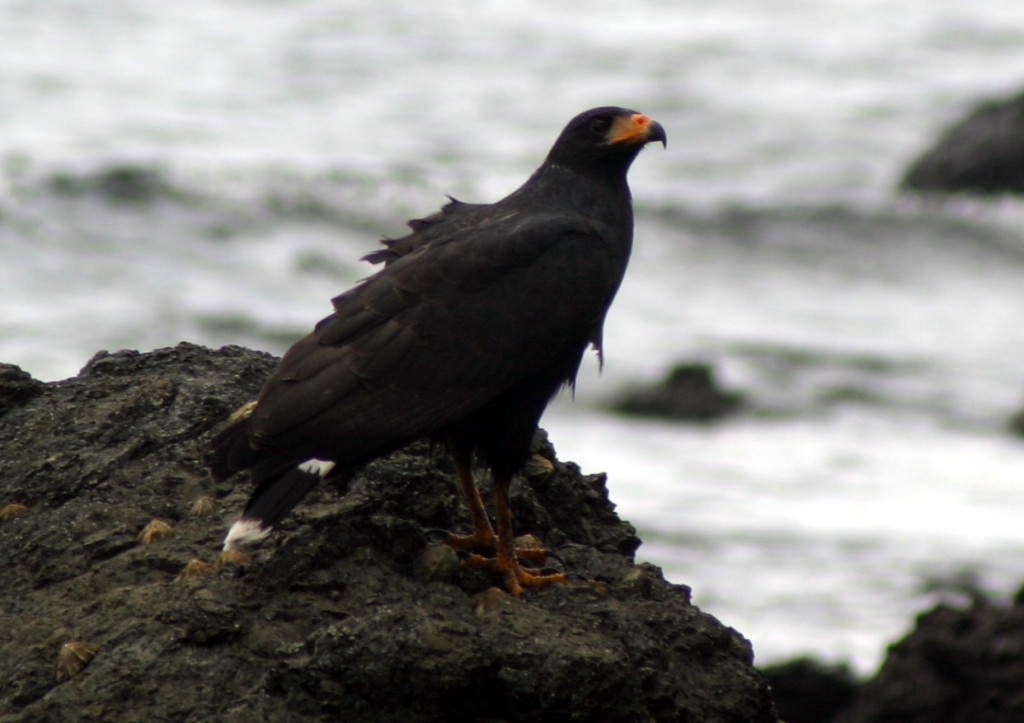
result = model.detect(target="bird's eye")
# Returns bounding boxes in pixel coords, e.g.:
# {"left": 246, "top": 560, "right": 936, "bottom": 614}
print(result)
{"left": 589, "top": 117, "right": 611, "bottom": 135}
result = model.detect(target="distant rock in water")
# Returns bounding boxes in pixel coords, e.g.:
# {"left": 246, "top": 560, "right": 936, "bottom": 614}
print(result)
{"left": 762, "top": 586, "right": 1024, "bottom": 723}
{"left": 835, "top": 586, "right": 1024, "bottom": 723}
{"left": 610, "top": 362, "right": 743, "bottom": 421}
{"left": 760, "top": 657, "right": 857, "bottom": 723}
{"left": 900, "top": 91, "right": 1024, "bottom": 195}
{"left": 0, "top": 343, "right": 778, "bottom": 722}
{"left": 47, "top": 163, "right": 180, "bottom": 204}
{"left": 1009, "top": 405, "right": 1024, "bottom": 437}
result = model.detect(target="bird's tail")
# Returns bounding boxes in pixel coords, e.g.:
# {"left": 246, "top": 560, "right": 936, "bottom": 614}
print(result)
{"left": 206, "top": 406, "right": 337, "bottom": 551}
{"left": 222, "top": 455, "right": 336, "bottom": 551}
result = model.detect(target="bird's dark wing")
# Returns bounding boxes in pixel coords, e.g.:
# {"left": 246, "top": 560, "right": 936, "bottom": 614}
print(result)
{"left": 362, "top": 197, "right": 485, "bottom": 266}
{"left": 248, "top": 211, "right": 627, "bottom": 461}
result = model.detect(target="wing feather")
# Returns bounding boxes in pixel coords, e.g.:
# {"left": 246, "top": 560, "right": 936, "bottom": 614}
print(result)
{"left": 248, "top": 210, "right": 627, "bottom": 460}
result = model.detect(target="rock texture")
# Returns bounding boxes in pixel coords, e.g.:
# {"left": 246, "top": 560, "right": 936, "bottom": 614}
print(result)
{"left": 759, "top": 586, "right": 1024, "bottom": 723}
{"left": 0, "top": 343, "right": 778, "bottom": 722}
{"left": 761, "top": 657, "right": 857, "bottom": 723}
{"left": 900, "top": 90, "right": 1024, "bottom": 195}
{"left": 835, "top": 588, "right": 1024, "bottom": 723}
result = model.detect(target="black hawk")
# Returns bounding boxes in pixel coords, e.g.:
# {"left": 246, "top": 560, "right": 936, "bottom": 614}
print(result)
{"left": 207, "top": 107, "right": 666, "bottom": 595}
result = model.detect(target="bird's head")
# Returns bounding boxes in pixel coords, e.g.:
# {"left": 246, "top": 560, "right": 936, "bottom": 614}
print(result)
{"left": 544, "top": 106, "right": 667, "bottom": 175}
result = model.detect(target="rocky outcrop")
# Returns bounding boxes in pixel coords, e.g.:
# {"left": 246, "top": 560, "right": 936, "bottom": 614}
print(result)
{"left": 1009, "top": 405, "right": 1024, "bottom": 437}
{"left": 900, "top": 90, "right": 1024, "bottom": 195}
{"left": 608, "top": 362, "right": 743, "bottom": 422}
{"left": 761, "top": 587, "right": 1024, "bottom": 723}
{"left": 835, "top": 588, "right": 1024, "bottom": 723}
{"left": 0, "top": 343, "right": 778, "bottom": 722}
{"left": 761, "top": 657, "right": 857, "bottom": 723}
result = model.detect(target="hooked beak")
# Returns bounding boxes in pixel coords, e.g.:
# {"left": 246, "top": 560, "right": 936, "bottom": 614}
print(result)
{"left": 607, "top": 113, "right": 667, "bottom": 148}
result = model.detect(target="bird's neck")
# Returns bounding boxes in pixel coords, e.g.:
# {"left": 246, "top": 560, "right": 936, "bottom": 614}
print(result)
{"left": 513, "top": 162, "right": 633, "bottom": 224}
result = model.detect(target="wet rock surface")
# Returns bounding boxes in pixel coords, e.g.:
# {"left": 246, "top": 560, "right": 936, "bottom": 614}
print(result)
{"left": 0, "top": 343, "right": 778, "bottom": 722}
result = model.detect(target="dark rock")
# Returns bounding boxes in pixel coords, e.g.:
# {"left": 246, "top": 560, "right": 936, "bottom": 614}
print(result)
{"left": 761, "top": 657, "right": 857, "bottom": 723}
{"left": 900, "top": 91, "right": 1024, "bottom": 195}
{"left": 836, "top": 588, "right": 1024, "bottom": 722}
{"left": 0, "top": 343, "right": 778, "bottom": 722}
{"left": 609, "top": 362, "right": 743, "bottom": 421}
{"left": 0, "top": 363, "right": 45, "bottom": 414}
{"left": 48, "top": 164, "right": 179, "bottom": 204}
{"left": 1009, "top": 406, "right": 1024, "bottom": 437}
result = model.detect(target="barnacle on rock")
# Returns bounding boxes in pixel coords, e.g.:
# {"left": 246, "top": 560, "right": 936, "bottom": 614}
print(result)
{"left": 523, "top": 454, "right": 555, "bottom": 478}
{"left": 414, "top": 543, "right": 460, "bottom": 584}
{"left": 0, "top": 502, "right": 28, "bottom": 520}
{"left": 217, "top": 548, "right": 251, "bottom": 566}
{"left": 55, "top": 640, "right": 99, "bottom": 681}
{"left": 175, "top": 558, "right": 215, "bottom": 582}
{"left": 137, "top": 518, "right": 174, "bottom": 545}
{"left": 473, "top": 587, "right": 513, "bottom": 617}
{"left": 189, "top": 495, "right": 218, "bottom": 517}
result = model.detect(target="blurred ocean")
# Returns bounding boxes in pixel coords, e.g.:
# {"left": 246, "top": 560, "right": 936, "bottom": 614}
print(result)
{"left": 4, "top": 0, "right": 1024, "bottom": 673}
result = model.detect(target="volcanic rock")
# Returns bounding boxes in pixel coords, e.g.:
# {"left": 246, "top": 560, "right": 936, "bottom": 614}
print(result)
{"left": 835, "top": 588, "right": 1024, "bottom": 723}
{"left": 0, "top": 343, "right": 778, "bottom": 722}
{"left": 901, "top": 90, "right": 1024, "bottom": 195}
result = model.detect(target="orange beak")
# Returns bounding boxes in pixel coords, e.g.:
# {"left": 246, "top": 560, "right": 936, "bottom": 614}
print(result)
{"left": 607, "top": 113, "right": 667, "bottom": 147}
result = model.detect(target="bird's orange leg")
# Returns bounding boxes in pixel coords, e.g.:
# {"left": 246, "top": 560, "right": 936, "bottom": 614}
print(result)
{"left": 442, "top": 451, "right": 547, "bottom": 566}
{"left": 443, "top": 447, "right": 499, "bottom": 553}
{"left": 490, "top": 472, "right": 567, "bottom": 597}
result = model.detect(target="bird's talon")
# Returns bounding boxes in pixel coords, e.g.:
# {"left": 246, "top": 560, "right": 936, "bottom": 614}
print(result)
{"left": 447, "top": 530, "right": 558, "bottom": 571}
{"left": 510, "top": 567, "right": 568, "bottom": 596}
{"left": 516, "top": 556, "right": 541, "bottom": 569}
{"left": 443, "top": 530, "right": 499, "bottom": 556}
{"left": 541, "top": 548, "right": 566, "bottom": 566}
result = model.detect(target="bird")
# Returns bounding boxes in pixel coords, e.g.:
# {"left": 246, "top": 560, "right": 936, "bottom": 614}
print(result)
{"left": 206, "top": 106, "right": 666, "bottom": 596}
